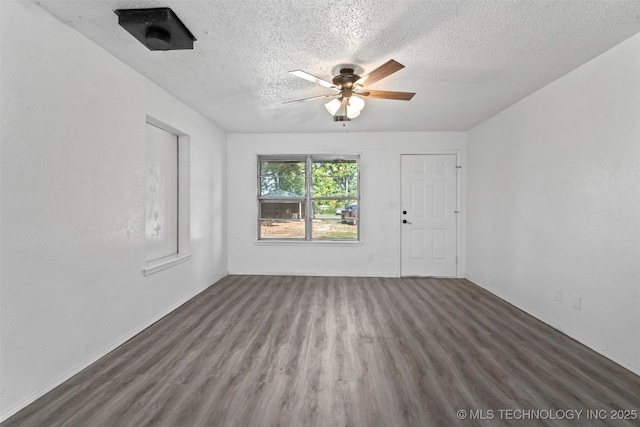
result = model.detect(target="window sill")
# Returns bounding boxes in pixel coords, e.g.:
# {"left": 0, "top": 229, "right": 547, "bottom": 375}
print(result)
{"left": 254, "top": 240, "right": 362, "bottom": 247}
{"left": 143, "top": 253, "right": 192, "bottom": 276}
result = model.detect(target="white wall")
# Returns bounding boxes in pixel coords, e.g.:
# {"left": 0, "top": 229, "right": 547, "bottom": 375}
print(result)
{"left": 0, "top": 1, "right": 228, "bottom": 419}
{"left": 467, "top": 33, "right": 640, "bottom": 374}
{"left": 227, "top": 132, "right": 466, "bottom": 277}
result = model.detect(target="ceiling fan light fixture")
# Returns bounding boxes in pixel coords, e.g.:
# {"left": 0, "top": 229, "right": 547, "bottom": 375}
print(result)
{"left": 335, "top": 99, "right": 348, "bottom": 117}
{"left": 332, "top": 108, "right": 359, "bottom": 122}
{"left": 325, "top": 95, "right": 364, "bottom": 120}
{"left": 348, "top": 95, "right": 365, "bottom": 113}
{"left": 325, "top": 98, "right": 342, "bottom": 116}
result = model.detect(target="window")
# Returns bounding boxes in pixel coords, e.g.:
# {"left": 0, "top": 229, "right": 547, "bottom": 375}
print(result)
{"left": 143, "top": 117, "right": 191, "bottom": 275}
{"left": 145, "top": 122, "right": 179, "bottom": 261}
{"left": 258, "top": 155, "right": 359, "bottom": 241}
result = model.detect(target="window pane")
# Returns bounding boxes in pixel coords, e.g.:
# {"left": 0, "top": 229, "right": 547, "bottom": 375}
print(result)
{"left": 260, "top": 202, "right": 305, "bottom": 220}
{"left": 260, "top": 161, "right": 305, "bottom": 197}
{"left": 313, "top": 200, "right": 344, "bottom": 219}
{"left": 259, "top": 201, "right": 306, "bottom": 239}
{"left": 312, "top": 219, "right": 358, "bottom": 240}
{"left": 311, "top": 199, "right": 358, "bottom": 240}
{"left": 145, "top": 123, "right": 178, "bottom": 262}
{"left": 260, "top": 219, "right": 305, "bottom": 239}
{"left": 312, "top": 160, "right": 357, "bottom": 197}
{"left": 312, "top": 200, "right": 343, "bottom": 218}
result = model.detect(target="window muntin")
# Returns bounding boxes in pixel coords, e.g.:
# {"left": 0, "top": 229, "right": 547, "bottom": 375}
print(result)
{"left": 258, "top": 155, "right": 359, "bottom": 241}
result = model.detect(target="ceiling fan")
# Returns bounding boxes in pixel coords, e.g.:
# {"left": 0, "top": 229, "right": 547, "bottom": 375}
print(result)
{"left": 286, "top": 59, "right": 415, "bottom": 121}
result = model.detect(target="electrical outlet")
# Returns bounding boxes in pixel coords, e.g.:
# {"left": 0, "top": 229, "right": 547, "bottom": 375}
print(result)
{"left": 572, "top": 295, "right": 581, "bottom": 311}
{"left": 555, "top": 289, "right": 562, "bottom": 302}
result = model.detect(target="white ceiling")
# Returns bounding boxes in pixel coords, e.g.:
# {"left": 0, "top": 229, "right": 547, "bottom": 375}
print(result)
{"left": 33, "top": 0, "right": 640, "bottom": 133}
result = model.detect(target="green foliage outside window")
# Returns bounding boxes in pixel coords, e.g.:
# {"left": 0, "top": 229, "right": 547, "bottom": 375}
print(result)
{"left": 260, "top": 160, "right": 305, "bottom": 197}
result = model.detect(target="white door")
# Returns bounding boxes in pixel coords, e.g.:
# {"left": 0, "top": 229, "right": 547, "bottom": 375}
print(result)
{"left": 401, "top": 154, "right": 458, "bottom": 277}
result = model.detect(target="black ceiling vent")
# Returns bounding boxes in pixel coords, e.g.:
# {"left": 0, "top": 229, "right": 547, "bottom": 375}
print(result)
{"left": 114, "top": 8, "right": 196, "bottom": 51}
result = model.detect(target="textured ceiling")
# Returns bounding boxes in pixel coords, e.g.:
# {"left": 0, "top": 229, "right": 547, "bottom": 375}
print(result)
{"left": 33, "top": 0, "right": 640, "bottom": 133}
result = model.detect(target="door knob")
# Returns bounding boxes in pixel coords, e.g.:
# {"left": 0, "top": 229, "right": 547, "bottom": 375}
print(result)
{"left": 402, "top": 210, "right": 407, "bottom": 215}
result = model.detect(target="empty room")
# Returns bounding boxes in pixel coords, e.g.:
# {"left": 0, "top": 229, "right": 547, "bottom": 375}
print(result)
{"left": 1, "top": 0, "right": 639, "bottom": 425}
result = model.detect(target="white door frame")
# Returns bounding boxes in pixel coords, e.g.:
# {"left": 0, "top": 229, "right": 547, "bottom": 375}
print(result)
{"left": 398, "top": 151, "right": 463, "bottom": 278}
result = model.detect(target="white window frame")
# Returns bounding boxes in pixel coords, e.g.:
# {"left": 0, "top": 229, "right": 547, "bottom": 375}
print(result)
{"left": 143, "top": 115, "right": 191, "bottom": 275}
{"left": 257, "top": 154, "right": 360, "bottom": 241}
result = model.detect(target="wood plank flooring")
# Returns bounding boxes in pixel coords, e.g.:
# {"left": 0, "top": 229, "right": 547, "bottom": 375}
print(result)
{"left": 4, "top": 276, "right": 639, "bottom": 426}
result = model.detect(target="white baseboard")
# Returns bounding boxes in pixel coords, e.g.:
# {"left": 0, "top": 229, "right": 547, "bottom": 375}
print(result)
{"left": 226, "top": 270, "right": 398, "bottom": 278}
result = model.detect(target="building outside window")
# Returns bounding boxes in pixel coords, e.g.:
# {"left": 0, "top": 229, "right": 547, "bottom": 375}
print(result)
{"left": 258, "top": 155, "right": 359, "bottom": 240}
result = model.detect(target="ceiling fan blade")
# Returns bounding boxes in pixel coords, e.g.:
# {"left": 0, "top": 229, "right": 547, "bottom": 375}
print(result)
{"left": 355, "top": 59, "right": 405, "bottom": 87}
{"left": 283, "top": 93, "right": 339, "bottom": 104}
{"left": 358, "top": 90, "right": 415, "bottom": 101}
{"left": 289, "top": 70, "right": 338, "bottom": 89}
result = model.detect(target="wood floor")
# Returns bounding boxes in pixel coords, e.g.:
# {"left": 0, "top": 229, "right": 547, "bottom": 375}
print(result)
{"left": 4, "top": 276, "right": 639, "bottom": 426}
